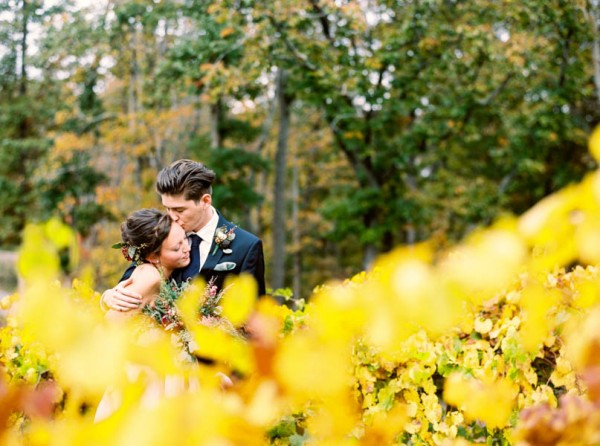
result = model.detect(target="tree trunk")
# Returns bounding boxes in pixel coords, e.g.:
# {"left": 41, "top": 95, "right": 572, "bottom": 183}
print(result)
{"left": 249, "top": 95, "right": 277, "bottom": 234}
{"left": 362, "top": 210, "right": 378, "bottom": 270}
{"left": 589, "top": 2, "right": 600, "bottom": 105}
{"left": 291, "top": 154, "right": 302, "bottom": 301}
{"left": 127, "top": 32, "right": 138, "bottom": 134}
{"left": 19, "top": 0, "right": 27, "bottom": 97}
{"left": 271, "top": 68, "right": 291, "bottom": 290}
{"left": 17, "top": 0, "right": 29, "bottom": 138}
{"left": 127, "top": 28, "right": 142, "bottom": 189}
{"left": 210, "top": 98, "right": 223, "bottom": 149}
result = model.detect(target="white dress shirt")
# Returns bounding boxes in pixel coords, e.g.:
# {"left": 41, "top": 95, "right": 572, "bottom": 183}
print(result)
{"left": 193, "top": 206, "right": 219, "bottom": 270}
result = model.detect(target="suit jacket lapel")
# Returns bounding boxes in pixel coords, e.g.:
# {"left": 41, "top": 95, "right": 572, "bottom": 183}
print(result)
{"left": 202, "top": 243, "right": 224, "bottom": 272}
{"left": 201, "top": 212, "right": 234, "bottom": 273}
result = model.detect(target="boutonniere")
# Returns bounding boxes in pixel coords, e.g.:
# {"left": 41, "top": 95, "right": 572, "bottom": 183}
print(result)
{"left": 212, "top": 225, "right": 237, "bottom": 255}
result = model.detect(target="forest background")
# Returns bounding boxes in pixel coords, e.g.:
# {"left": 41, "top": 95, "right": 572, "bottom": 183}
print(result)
{"left": 1, "top": 0, "right": 599, "bottom": 299}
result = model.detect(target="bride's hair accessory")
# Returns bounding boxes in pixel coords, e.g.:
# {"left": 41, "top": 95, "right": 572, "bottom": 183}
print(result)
{"left": 112, "top": 242, "right": 148, "bottom": 265}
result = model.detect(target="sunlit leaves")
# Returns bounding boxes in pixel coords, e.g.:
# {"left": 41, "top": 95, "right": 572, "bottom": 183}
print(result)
{"left": 444, "top": 373, "right": 517, "bottom": 429}
{"left": 6, "top": 129, "right": 600, "bottom": 444}
{"left": 439, "top": 222, "right": 527, "bottom": 302}
{"left": 17, "top": 219, "right": 77, "bottom": 282}
{"left": 274, "top": 330, "right": 352, "bottom": 403}
{"left": 590, "top": 125, "right": 600, "bottom": 162}
{"left": 221, "top": 274, "right": 256, "bottom": 327}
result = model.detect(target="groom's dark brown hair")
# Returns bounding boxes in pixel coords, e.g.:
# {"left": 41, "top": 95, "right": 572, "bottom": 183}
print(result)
{"left": 156, "top": 159, "right": 216, "bottom": 202}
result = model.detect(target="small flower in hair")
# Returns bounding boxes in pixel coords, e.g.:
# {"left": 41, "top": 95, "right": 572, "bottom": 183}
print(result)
{"left": 212, "top": 225, "right": 236, "bottom": 255}
{"left": 112, "top": 242, "right": 147, "bottom": 265}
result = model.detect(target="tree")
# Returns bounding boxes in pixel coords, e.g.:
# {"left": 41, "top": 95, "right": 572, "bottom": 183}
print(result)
{"left": 249, "top": 0, "right": 598, "bottom": 269}
{"left": 0, "top": 0, "right": 66, "bottom": 247}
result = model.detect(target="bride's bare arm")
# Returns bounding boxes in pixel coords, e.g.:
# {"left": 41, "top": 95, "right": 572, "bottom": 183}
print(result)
{"left": 101, "top": 277, "right": 142, "bottom": 312}
{"left": 105, "top": 265, "right": 162, "bottom": 321}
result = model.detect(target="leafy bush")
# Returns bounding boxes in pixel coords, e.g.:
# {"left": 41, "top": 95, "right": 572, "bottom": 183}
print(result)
{"left": 1, "top": 129, "right": 600, "bottom": 445}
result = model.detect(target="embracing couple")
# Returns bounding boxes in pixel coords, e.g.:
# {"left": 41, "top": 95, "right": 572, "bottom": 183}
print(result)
{"left": 101, "top": 159, "right": 266, "bottom": 317}
{"left": 95, "top": 159, "right": 263, "bottom": 422}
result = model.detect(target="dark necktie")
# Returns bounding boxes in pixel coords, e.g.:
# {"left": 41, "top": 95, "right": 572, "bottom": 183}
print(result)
{"left": 182, "top": 233, "right": 202, "bottom": 282}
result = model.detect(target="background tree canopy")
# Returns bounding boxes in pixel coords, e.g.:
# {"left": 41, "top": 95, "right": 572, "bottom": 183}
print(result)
{"left": 0, "top": 0, "right": 598, "bottom": 297}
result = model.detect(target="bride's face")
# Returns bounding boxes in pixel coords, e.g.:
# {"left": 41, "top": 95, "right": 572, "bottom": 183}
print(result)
{"left": 158, "top": 223, "right": 190, "bottom": 273}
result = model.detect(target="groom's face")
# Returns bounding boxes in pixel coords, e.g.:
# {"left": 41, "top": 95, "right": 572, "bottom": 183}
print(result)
{"left": 161, "top": 193, "right": 212, "bottom": 233}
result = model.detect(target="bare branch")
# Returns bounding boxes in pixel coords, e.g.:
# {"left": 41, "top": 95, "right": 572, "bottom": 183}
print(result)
{"left": 480, "top": 72, "right": 514, "bottom": 106}
{"left": 308, "top": 0, "right": 333, "bottom": 43}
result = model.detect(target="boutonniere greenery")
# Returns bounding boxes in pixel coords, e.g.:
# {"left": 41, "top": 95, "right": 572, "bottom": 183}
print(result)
{"left": 212, "top": 225, "right": 237, "bottom": 255}
{"left": 112, "top": 241, "right": 147, "bottom": 265}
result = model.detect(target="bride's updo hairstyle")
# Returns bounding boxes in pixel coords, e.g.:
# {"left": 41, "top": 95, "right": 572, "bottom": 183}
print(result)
{"left": 120, "top": 209, "right": 172, "bottom": 262}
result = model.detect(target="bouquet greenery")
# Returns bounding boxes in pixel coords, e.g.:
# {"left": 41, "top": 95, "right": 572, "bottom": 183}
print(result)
{"left": 141, "top": 278, "right": 240, "bottom": 361}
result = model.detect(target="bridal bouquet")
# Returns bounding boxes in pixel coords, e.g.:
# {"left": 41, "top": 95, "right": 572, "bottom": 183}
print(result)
{"left": 141, "top": 278, "right": 240, "bottom": 360}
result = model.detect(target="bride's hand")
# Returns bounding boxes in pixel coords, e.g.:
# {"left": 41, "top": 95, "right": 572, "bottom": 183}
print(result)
{"left": 101, "top": 277, "right": 142, "bottom": 312}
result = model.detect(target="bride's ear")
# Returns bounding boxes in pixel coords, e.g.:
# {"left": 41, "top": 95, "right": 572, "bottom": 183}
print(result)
{"left": 146, "top": 252, "right": 160, "bottom": 264}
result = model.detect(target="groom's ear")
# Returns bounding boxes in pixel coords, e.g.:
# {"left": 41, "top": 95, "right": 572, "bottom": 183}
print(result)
{"left": 200, "top": 193, "right": 212, "bottom": 206}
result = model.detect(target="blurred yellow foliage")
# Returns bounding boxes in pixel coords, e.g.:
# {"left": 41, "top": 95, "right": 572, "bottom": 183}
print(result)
{"left": 444, "top": 373, "right": 517, "bottom": 429}
{"left": 2, "top": 127, "right": 600, "bottom": 444}
{"left": 221, "top": 274, "right": 257, "bottom": 326}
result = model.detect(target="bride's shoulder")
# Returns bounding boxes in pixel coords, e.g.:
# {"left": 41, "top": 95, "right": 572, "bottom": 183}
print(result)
{"left": 129, "top": 263, "right": 162, "bottom": 288}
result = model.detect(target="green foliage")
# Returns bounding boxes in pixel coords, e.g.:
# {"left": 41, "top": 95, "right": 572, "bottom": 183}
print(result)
{"left": 267, "top": 413, "right": 308, "bottom": 445}
{"left": 37, "top": 151, "right": 113, "bottom": 237}
{"left": 1, "top": 0, "right": 597, "bottom": 295}
{"left": 0, "top": 138, "right": 51, "bottom": 246}
{"left": 189, "top": 135, "right": 269, "bottom": 224}
{"left": 252, "top": 0, "right": 599, "bottom": 253}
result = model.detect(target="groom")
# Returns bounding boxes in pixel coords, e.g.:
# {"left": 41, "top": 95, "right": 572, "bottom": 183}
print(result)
{"left": 102, "top": 159, "right": 266, "bottom": 312}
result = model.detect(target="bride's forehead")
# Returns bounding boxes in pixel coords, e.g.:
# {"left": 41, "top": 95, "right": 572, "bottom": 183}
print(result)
{"left": 168, "top": 223, "right": 186, "bottom": 236}
{"left": 162, "top": 223, "right": 185, "bottom": 244}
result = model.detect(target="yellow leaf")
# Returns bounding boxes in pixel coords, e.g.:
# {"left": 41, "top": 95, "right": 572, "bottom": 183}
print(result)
{"left": 306, "top": 395, "right": 361, "bottom": 441}
{"left": 274, "top": 332, "right": 351, "bottom": 403}
{"left": 310, "top": 284, "right": 366, "bottom": 343}
{"left": 518, "top": 281, "right": 559, "bottom": 352}
{"left": 575, "top": 214, "right": 600, "bottom": 265}
{"left": 474, "top": 317, "right": 493, "bottom": 334}
{"left": 245, "top": 379, "right": 283, "bottom": 426}
{"left": 18, "top": 282, "right": 96, "bottom": 353}
{"left": 56, "top": 325, "right": 130, "bottom": 397}
{"left": 177, "top": 278, "right": 206, "bottom": 328}
{"left": 219, "top": 27, "right": 235, "bottom": 38}
{"left": 439, "top": 225, "right": 526, "bottom": 303}
{"left": 17, "top": 225, "right": 61, "bottom": 281}
{"left": 588, "top": 124, "right": 600, "bottom": 162}
{"left": 189, "top": 324, "right": 253, "bottom": 376}
{"left": 444, "top": 373, "right": 516, "bottom": 429}
{"left": 564, "top": 306, "right": 600, "bottom": 370}
{"left": 362, "top": 403, "right": 408, "bottom": 444}
{"left": 221, "top": 274, "right": 256, "bottom": 326}
{"left": 44, "top": 218, "right": 75, "bottom": 249}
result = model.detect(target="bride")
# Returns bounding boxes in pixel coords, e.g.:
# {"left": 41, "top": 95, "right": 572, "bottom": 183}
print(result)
{"left": 95, "top": 208, "right": 192, "bottom": 422}
{"left": 106, "top": 208, "right": 191, "bottom": 321}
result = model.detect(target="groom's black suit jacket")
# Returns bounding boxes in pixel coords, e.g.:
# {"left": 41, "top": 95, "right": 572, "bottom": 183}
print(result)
{"left": 120, "top": 211, "right": 266, "bottom": 297}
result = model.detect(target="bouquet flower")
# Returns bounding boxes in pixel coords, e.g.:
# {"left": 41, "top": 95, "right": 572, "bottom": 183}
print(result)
{"left": 141, "top": 277, "right": 240, "bottom": 360}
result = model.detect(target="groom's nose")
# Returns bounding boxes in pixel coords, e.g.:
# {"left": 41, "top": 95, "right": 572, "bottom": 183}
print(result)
{"left": 167, "top": 209, "right": 178, "bottom": 221}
